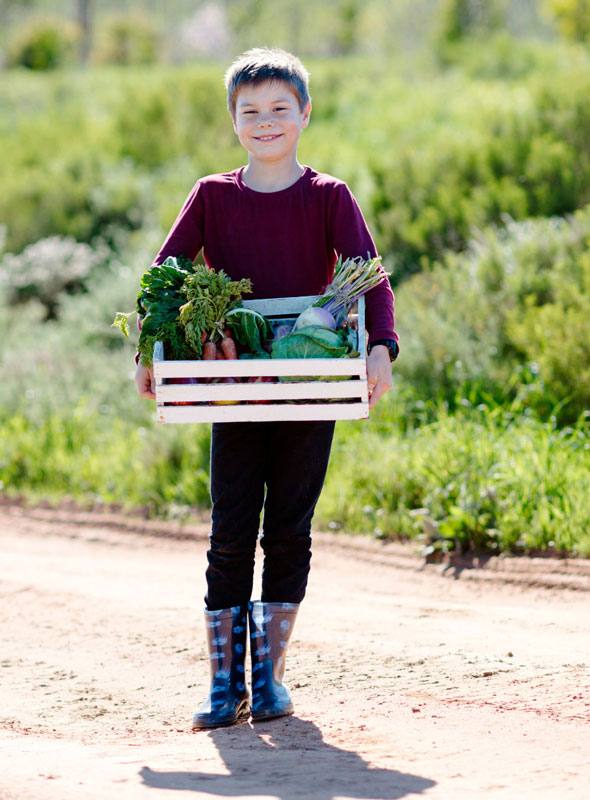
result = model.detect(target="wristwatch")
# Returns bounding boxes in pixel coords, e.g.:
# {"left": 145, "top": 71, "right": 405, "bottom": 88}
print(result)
{"left": 368, "top": 338, "right": 399, "bottom": 362}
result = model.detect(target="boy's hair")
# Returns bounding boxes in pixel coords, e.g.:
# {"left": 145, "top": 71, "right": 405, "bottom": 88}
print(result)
{"left": 225, "top": 47, "right": 310, "bottom": 118}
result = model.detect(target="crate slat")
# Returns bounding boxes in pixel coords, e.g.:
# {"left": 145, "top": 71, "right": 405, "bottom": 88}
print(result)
{"left": 241, "top": 295, "right": 317, "bottom": 317}
{"left": 154, "top": 357, "right": 366, "bottom": 380}
{"left": 158, "top": 402, "right": 369, "bottom": 424}
{"left": 157, "top": 379, "right": 368, "bottom": 403}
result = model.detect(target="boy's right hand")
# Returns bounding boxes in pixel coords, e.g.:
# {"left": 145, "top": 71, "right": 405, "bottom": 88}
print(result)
{"left": 135, "top": 363, "right": 156, "bottom": 399}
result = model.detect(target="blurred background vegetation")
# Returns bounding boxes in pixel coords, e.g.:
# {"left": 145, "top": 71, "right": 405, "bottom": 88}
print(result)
{"left": 1, "top": 0, "right": 589, "bottom": 556}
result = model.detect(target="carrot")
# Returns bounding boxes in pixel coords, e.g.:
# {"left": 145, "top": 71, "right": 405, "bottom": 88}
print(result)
{"left": 202, "top": 341, "right": 217, "bottom": 360}
{"left": 221, "top": 336, "right": 238, "bottom": 360}
{"left": 200, "top": 331, "right": 208, "bottom": 344}
{"left": 216, "top": 346, "right": 225, "bottom": 360}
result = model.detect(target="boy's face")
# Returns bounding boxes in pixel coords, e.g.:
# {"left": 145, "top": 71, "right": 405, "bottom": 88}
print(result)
{"left": 232, "top": 80, "right": 311, "bottom": 166}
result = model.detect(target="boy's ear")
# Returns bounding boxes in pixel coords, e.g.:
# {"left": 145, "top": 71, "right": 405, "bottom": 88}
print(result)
{"left": 302, "top": 101, "right": 312, "bottom": 128}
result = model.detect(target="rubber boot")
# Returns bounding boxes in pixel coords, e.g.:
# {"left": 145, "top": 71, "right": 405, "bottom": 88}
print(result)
{"left": 248, "top": 601, "right": 299, "bottom": 721}
{"left": 192, "top": 605, "right": 250, "bottom": 730}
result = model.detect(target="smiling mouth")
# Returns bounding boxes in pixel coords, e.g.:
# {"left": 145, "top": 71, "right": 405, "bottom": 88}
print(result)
{"left": 255, "top": 134, "right": 283, "bottom": 142}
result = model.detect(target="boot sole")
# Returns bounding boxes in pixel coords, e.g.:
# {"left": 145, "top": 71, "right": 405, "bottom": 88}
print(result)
{"left": 251, "top": 707, "right": 294, "bottom": 722}
{"left": 192, "top": 701, "right": 251, "bottom": 730}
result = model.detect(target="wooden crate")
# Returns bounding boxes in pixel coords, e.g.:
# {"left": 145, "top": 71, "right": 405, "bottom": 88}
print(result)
{"left": 153, "top": 295, "right": 369, "bottom": 423}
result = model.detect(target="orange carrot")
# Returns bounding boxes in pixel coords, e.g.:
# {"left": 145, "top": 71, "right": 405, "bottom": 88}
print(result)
{"left": 216, "top": 346, "right": 225, "bottom": 360}
{"left": 202, "top": 341, "right": 217, "bottom": 360}
{"left": 221, "top": 336, "right": 238, "bottom": 360}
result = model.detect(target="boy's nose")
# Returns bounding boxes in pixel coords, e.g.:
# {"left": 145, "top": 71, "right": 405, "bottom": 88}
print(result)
{"left": 257, "top": 113, "right": 274, "bottom": 127}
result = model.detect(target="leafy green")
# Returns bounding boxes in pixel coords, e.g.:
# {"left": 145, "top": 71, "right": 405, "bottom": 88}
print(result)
{"left": 135, "top": 256, "right": 196, "bottom": 367}
{"left": 225, "top": 307, "right": 273, "bottom": 355}
{"left": 112, "top": 255, "right": 197, "bottom": 367}
{"left": 112, "top": 311, "right": 131, "bottom": 339}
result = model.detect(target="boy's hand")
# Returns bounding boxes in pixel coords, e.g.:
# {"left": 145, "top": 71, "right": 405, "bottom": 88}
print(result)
{"left": 366, "top": 345, "right": 393, "bottom": 410}
{"left": 135, "top": 362, "right": 156, "bottom": 399}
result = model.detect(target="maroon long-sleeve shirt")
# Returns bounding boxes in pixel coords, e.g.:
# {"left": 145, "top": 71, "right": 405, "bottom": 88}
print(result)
{"left": 153, "top": 166, "right": 397, "bottom": 344}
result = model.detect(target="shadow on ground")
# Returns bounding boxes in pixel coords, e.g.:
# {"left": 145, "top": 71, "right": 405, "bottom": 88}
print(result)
{"left": 139, "top": 716, "right": 435, "bottom": 799}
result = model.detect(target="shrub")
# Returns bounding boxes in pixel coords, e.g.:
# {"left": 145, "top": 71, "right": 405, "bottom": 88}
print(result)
{"left": 0, "top": 236, "right": 110, "bottom": 319}
{"left": 366, "top": 64, "right": 590, "bottom": 282}
{"left": 93, "top": 12, "right": 160, "bottom": 66}
{"left": 394, "top": 205, "right": 590, "bottom": 423}
{"left": 6, "top": 16, "right": 80, "bottom": 70}
{"left": 544, "top": 0, "right": 590, "bottom": 42}
{"left": 318, "top": 403, "right": 590, "bottom": 556}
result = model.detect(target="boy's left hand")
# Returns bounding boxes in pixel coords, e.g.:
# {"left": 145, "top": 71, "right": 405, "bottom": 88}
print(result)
{"left": 366, "top": 345, "right": 393, "bottom": 410}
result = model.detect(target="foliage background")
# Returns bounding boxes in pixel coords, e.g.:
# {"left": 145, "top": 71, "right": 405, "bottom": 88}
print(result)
{"left": 1, "top": 0, "right": 589, "bottom": 555}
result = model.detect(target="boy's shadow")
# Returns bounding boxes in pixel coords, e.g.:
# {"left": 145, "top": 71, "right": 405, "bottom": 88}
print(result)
{"left": 139, "top": 716, "right": 436, "bottom": 800}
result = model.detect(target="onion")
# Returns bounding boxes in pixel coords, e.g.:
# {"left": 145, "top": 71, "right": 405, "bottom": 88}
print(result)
{"left": 294, "top": 306, "right": 336, "bottom": 331}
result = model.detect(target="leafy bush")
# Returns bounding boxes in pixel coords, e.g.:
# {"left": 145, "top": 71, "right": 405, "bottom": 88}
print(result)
{"left": 0, "top": 236, "right": 110, "bottom": 319}
{"left": 93, "top": 12, "right": 160, "bottom": 66}
{"left": 395, "top": 205, "right": 590, "bottom": 423}
{"left": 544, "top": 0, "right": 590, "bottom": 42}
{"left": 1, "top": 47, "right": 589, "bottom": 266}
{"left": 365, "top": 64, "right": 590, "bottom": 281}
{"left": 318, "top": 401, "right": 590, "bottom": 556}
{"left": 6, "top": 16, "right": 80, "bottom": 70}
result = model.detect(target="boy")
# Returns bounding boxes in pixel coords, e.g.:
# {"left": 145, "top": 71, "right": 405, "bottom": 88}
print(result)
{"left": 134, "top": 48, "right": 398, "bottom": 729}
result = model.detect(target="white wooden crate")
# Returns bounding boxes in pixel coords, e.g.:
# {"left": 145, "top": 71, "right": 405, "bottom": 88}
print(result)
{"left": 153, "top": 295, "right": 369, "bottom": 423}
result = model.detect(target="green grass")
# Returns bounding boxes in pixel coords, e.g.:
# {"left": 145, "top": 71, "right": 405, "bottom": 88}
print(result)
{"left": 2, "top": 393, "right": 589, "bottom": 557}
{"left": 318, "top": 394, "right": 590, "bottom": 556}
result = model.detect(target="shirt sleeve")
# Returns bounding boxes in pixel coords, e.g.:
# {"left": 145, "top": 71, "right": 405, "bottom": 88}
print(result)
{"left": 329, "top": 183, "right": 397, "bottom": 345}
{"left": 151, "top": 180, "right": 205, "bottom": 267}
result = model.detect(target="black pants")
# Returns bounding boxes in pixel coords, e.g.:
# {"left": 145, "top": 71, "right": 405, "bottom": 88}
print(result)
{"left": 205, "top": 420, "right": 335, "bottom": 610}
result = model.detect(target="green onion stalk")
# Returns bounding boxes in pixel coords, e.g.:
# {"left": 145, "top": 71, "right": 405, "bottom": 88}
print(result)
{"left": 314, "top": 255, "right": 387, "bottom": 326}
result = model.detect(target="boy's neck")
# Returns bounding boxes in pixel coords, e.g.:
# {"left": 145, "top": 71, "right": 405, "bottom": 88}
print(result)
{"left": 241, "top": 159, "right": 305, "bottom": 193}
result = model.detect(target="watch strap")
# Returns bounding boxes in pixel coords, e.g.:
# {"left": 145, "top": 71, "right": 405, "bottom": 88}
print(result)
{"left": 368, "top": 338, "right": 399, "bottom": 362}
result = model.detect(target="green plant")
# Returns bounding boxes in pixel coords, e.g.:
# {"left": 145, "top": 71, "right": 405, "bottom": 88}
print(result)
{"left": 93, "top": 11, "right": 159, "bottom": 66}
{"left": 317, "top": 401, "right": 590, "bottom": 556}
{"left": 544, "top": 0, "right": 590, "bottom": 42}
{"left": 394, "top": 205, "right": 590, "bottom": 423}
{"left": 6, "top": 15, "right": 80, "bottom": 70}
{"left": 0, "top": 236, "right": 110, "bottom": 319}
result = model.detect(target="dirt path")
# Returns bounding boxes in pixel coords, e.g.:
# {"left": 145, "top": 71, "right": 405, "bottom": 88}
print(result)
{"left": 1, "top": 504, "right": 589, "bottom": 800}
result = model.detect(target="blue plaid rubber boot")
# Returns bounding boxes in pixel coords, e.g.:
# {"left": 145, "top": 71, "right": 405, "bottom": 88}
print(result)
{"left": 192, "top": 606, "right": 250, "bottom": 730}
{"left": 248, "top": 601, "right": 299, "bottom": 721}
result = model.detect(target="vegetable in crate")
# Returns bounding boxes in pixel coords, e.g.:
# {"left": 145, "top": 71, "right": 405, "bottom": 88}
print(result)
{"left": 112, "top": 258, "right": 256, "bottom": 366}
{"left": 225, "top": 307, "right": 274, "bottom": 356}
{"left": 178, "top": 265, "right": 252, "bottom": 357}
{"left": 271, "top": 326, "right": 357, "bottom": 360}
{"left": 112, "top": 255, "right": 197, "bottom": 368}
{"left": 294, "top": 254, "right": 386, "bottom": 330}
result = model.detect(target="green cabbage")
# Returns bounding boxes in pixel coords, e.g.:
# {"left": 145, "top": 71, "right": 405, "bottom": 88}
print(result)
{"left": 271, "top": 326, "right": 352, "bottom": 359}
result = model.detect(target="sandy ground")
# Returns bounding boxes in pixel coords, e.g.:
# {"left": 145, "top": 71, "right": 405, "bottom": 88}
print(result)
{"left": 1, "top": 503, "right": 590, "bottom": 800}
